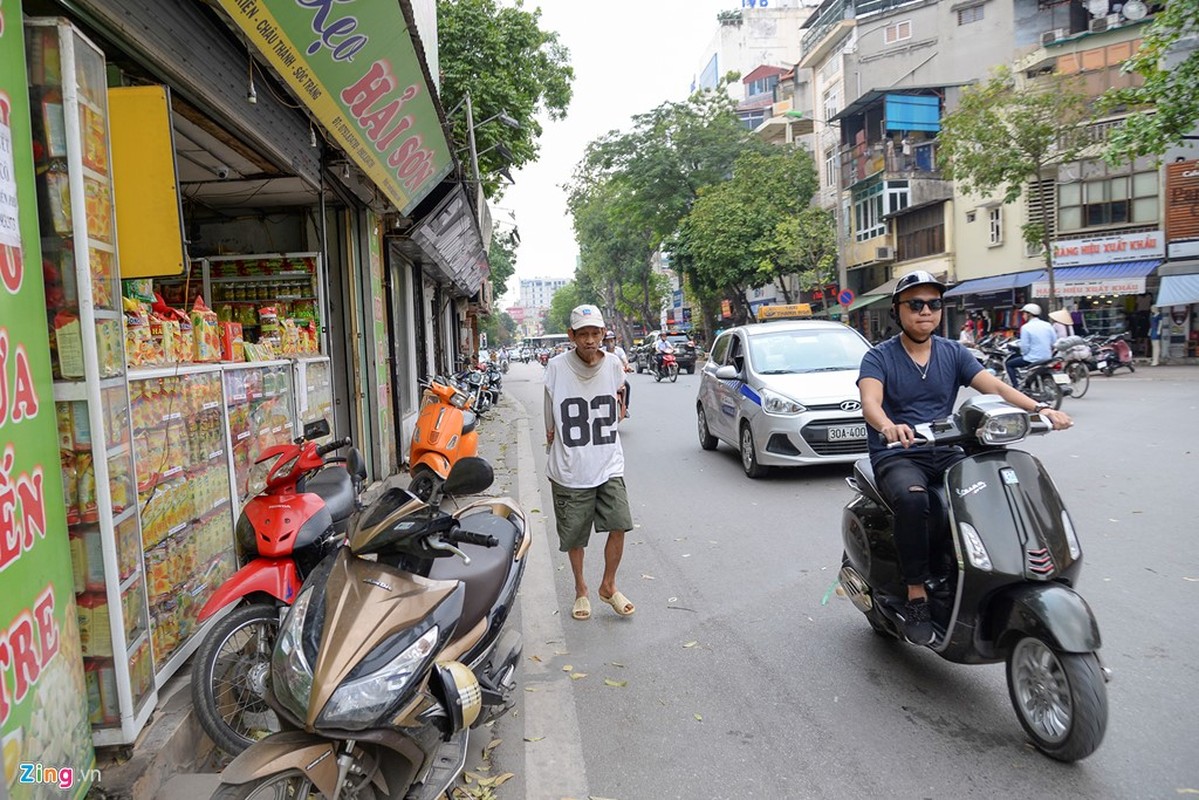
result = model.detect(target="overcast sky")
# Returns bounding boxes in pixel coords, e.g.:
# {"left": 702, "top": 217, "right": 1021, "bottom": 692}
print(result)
{"left": 496, "top": 0, "right": 738, "bottom": 306}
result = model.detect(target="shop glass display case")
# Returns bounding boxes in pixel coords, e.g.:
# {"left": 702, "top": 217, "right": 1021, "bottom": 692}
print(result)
{"left": 222, "top": 362, "right": 296, "bottom": 508}
{"left": 27, "top": 17, "right": 154, "bottom": 745}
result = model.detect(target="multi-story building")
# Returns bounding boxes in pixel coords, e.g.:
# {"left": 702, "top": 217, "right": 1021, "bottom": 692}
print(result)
{"left": 519, "top": 276, "right": 569, "bottom": 310}
{"left": 690, "top": 1, "right": 820, "bottom": 102}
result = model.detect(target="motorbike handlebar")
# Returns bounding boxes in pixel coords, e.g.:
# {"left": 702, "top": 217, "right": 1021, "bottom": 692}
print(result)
{"left": 316, "top": 437, "right": 352, "bottom": 457}
{"left": 448, "top": 529, "right": 499, "bottom": 548}
{"left": 886, "top": 436, "right": 929, "bottom": 449}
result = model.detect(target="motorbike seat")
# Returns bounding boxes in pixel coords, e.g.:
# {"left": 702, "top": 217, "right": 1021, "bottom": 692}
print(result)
{"left": 853, "top": 458, "right": 892, "bottom": 511}
{"left": 427, "top": 512, "right": 521, "bottom": 636}
{"left": 305, "top": 468, "right": 356, "bottom": 524}
{"left": 462, "top": 410, "right": 478, "bottom": 435}
{"left": 852, "top": 457, "right": 951, "bottom": 538}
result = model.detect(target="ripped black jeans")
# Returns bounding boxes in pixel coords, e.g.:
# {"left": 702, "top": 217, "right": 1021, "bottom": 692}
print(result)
{"left": 873, "top": 447, "right": 968, "bottom": 586}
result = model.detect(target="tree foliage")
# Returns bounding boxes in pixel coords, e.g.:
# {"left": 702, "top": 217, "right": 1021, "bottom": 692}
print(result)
{"left": 674, "top": 146, "right": 824, "bottom": 323}
{"left": 544, "top": 281, "right": 583, "bottom": 334}
{"left": 478, "top": 311, "right": 517, "bottom": 347}
{"left": 938, "top": 67, "right": 1090, "bottom": 302}
{"left": 1102, "top": 0, "right": 1199, "bottom": 162}
{"left": 438, "top": 0, "right": 574, "bottom": 198}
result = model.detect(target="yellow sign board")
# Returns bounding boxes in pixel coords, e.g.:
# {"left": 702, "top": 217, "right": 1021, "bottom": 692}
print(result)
{"left": 109, "top": 86, "right": 186, "bottom": 277}
{"left": 757, "top": 303, "right": 813, "bottom": 321}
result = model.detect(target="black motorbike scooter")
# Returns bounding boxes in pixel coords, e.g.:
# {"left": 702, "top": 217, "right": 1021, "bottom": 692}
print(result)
{"left": 839, "top": 395, "right": 1108, "bottom": 762}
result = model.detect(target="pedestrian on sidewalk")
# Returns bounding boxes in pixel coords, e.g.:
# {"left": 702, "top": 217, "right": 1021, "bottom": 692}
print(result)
{"left": 544, "top": 304, "right": 636, "bottom": 621}
{"left": 1150, "top": 307, "right": 1168, "bottom": 366}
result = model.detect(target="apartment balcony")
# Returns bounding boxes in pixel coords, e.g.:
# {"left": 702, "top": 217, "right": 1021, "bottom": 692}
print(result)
{"left": 839, "top": 138, "right": 944, "bottom": 191}
{"left": 800, "top": 0, "right": 854, "bottom": 68}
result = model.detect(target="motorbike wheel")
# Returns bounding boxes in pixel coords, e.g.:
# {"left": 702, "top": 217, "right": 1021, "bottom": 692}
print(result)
{"left": 212, "top": 768, "right": 379, "bottom": 799}
{"left": 697, "top": 405, "right": 718, "bottom": 451}
{"left": 408, "top": 470, "right": 440, "bottom": 502}
{"left": 1067, "top": 363, "right": 1089, "bottom": 398}
{"left": 1025, "top": 373, "right": 1063, "bottom": 410}
{"left": 739, "top": 423, "right": 769, "bottom": 479}
{"left": 668, "top": 363, "right": 679, "bottom": 382}
{"left": 1006, "top": 636, "right": 1107, "bottom": 762}
{"left": 192, "top": 603, "right": 283, "bottom": 757}
{"left": 653, "top": 367, "right": 663, "bottom": 383}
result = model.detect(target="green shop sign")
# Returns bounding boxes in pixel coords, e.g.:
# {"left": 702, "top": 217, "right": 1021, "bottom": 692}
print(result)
{"left": 215, "top": 0, "right": 454, "bottom": 215}
{"left": 1, "top": 6, "right": 95, "bottom": 799}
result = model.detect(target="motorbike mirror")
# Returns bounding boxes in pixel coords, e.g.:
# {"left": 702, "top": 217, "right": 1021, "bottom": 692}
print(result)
{"left": 346, "top": 447, "right": 368, "bottom": 484}
{"left": 443, "top": 456, "right": 494, "bottom": 496}
{"left": 303, "top": 419, "right": 331, "bottom": 440}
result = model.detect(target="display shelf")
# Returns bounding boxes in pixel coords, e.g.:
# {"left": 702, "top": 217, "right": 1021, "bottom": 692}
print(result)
{"left": 30, "top": 17, "right": 157, "bottom": 744}
{"left": 222, "top": 361, "right": 296, "bottom": 507}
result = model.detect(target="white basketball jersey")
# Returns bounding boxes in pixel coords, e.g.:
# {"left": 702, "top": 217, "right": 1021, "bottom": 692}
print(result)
{"left": 544, "top": 351, "right": 625, "bottom": 488}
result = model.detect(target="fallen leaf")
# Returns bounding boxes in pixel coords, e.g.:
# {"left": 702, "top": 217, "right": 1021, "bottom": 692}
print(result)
{"left": 492, "top": 773, "right": 515, "bottom": 787}
{"left": 562, "top": 664, "right": 573, "bottom": 672}
{"left": 604, "top": 678, "right": 628, "bottom": 687}
{"left": 555, "top": 650, "right": 570, "bottom": 656}
{"left": 682, "top": 553, "right": 691, "bottom": 558}
{"left": 530, "top": 508, "right": 540, "bottom": 513}
{"left": 524, "top": 687, "right": 537, "bottom": 692}
{"left": 641, "top": 574, "right": 656, "bottom": 580}
{"left": 570, "top": 672, "right": 588, "bottom": 680}
{"left": 529, "top": 654, "right": 542, "bottom": 662}
{"left": 524, "top": 736, "right": 544, "bottom": 742}
{"left": 610, "top": 661, "right": 626, "bottom": 668}
{"left": 1184, "top": 577, "right": 1199, "bottom": 582}
{"left": 1175, "top": 789, "right": 1199, "bottom": 795}
{"left": 694, "top": 713, "right": 703, "bottom": 722}
{"left": 668, "top": 596, "right": 678, "bottom": 603}
{"left": 683, "top": 641, "right": 698, "bottom": 648}
{"left": 485, "top": 738, "right": 502, "bottom": 754}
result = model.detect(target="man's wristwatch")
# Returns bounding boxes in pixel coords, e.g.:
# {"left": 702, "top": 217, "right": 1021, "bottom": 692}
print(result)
{"left": 1032, "top": 402, "right": 1052, "bottom": 413}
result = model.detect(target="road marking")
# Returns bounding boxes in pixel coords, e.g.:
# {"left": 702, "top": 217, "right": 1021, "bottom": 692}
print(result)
{"left": 515, "top": 412, "right": 590, "bottom": 799}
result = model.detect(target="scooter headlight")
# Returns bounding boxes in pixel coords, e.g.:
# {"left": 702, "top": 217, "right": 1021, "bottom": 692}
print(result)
{"left": 958, "top": 522, "right": 993, "bottom": 572}
{"left": 317, "top": 626, "right": 440, "bottom": 730}
{"left": 1061, "top": 509, "right": 1082, "bottom": 560}
{"left": 271, "top": 587, "right": 315, "bottom": 719}
{"left": 760, "top": 388, "right": 806, "bottom": 416}
{"left": 977, "top": 409, "right": 1029, "bottom": 445}
{"left": 450, "top": 390, "right": 468, "bottom": 408}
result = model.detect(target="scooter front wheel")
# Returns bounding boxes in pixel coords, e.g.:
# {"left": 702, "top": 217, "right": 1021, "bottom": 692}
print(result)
{"left": 668, "top": 364, "right": 679, "bottom": 382}
{"left": 192, "top": 603, "right": 283, "bottom": 756}
{"left": 408, "top": 471, "right": 441, "bottom": 502}
{"left": 1006, "top": 635, "right": 1107, "bottom": 762}
{"left": 212, "top": 768, "right": 379, "bottom": 799}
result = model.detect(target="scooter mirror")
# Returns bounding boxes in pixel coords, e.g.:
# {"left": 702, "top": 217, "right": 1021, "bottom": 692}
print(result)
{"left": 347, "top": 447, "right": 368, "bottom": 484}
{"left": 303, "top": 418, "right": 331, "bottom": 440}
{"left": 443, "top": 457, "right": 494, "bottom": 496}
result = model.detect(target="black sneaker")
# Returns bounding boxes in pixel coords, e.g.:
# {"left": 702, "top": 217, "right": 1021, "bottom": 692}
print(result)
{"left": 902, "top": 598, "right": 935, "bottom": 645}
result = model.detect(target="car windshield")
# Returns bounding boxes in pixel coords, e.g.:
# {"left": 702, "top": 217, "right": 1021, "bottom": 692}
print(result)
{"left": 747, "top": 329, "right": 870, "bottom": 374}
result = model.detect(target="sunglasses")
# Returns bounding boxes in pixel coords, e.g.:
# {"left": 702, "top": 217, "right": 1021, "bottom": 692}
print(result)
{"left": 903, "top": 298, "right": 944, "bottom": 312}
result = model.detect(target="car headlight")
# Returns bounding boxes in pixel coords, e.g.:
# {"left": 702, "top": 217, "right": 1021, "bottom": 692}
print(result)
{"left": 317, "top": 626, "right": 440, "bottom": 730}
{"left": 958, "top": 522, "right": 993, "bottom": 571}
{"left": 271, "top": 587, "right": 315, "bottom": 720}
{"left": 977, "top": 410, "right": 1029, "bottom": 445}
{"left": 760, "top": 388, "right": 806, "bottom": 416}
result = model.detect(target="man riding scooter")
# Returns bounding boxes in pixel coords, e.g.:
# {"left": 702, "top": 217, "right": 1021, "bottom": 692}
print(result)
{"left": 654, "top": 330, "right": 675, "bottom": 377}
{"left": 857, "top": 270, "right": 1073, "bottom": 644}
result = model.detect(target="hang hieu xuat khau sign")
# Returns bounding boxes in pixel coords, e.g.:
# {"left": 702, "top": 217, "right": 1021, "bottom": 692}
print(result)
{"left": 216, "top": 0, "right": 454, "bottom": 215}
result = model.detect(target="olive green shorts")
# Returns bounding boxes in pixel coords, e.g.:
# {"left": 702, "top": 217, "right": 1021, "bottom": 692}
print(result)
{"left": 549, "top": 476, "right": 634, "bottom": 552}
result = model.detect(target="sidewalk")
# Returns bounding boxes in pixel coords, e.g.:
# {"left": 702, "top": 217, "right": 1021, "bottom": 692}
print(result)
{"left": 89, "top": 392, "right": 527, "bottom": 799}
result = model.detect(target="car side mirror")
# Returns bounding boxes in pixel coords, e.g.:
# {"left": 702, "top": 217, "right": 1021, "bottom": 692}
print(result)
{"left": 715, "top": 364, "right": 739, "bottom": 380}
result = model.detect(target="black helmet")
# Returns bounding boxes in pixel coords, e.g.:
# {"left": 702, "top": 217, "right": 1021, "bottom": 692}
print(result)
{"left": 892, "top": 270, "right": 946, "bottom": 301}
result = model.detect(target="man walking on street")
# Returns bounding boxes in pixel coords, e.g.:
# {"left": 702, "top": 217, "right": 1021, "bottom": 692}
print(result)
{"left": 1150, "top": 308, "right": 1168, "bottom": 366}
{"left": 545, "top": 305, "right": 636, "bottom": 620}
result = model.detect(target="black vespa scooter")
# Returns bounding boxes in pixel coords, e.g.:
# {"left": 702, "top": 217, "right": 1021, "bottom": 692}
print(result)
{"left": 839, "top": 395, "right": 1109, "bottom": 762}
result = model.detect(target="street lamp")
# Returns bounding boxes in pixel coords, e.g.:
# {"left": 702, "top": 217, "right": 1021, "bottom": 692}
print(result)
{"left": 462, "top": 94, "right": 521, "bottom": 220}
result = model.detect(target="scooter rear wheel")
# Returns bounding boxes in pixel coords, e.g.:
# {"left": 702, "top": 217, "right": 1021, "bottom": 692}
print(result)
{"left": 1006, "top": 635, "right": 1107, "bottom": 762}
{"left": 192, "top": 603, "right": 283, "bottom": 756}
{"left": 1067, "top": 362, "right": 1089, "bottom": 398}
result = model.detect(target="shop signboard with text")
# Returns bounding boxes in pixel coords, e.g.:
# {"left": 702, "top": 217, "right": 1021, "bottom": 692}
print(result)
{"left": 1031, "top": 278, "right": 1147, "bottom": 298}
{"left": 1, "top": 12, "right": 95, "bottom": 799}
{"left": 215, "top": 0, "right": 453, "bottom": 215}
{"left": 1051, "top": 230, "right": 1164, "bottom": 267}
{"left": 1166, "top": 160, "right": 1199, "bottom": 242}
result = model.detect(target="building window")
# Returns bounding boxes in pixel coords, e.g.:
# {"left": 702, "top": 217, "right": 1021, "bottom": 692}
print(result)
{"left": 884, "top": 20, "right": 912, "bottom": 45}
{"left": 823, "top": 87, "right": 839, "bottom": 123}
{"left": 966, "top": 211, "right": 977, "bottom": 223}
{"left": 747, "top": 75, "right": 779, "bottom": 97}
{"left": 886, "top": 181, "right": 910, "bottom": 216}
{"left": 896, "top": 205, "right": 946, "bottom": 261}
{"left": 1058, "top": 168, "right": 1159, "bottom": 230}
{"left": 824, "top": 148, "right": 837, "bottom": 189}
{"left": 988, "top": 206, "right": 1003, "bottom": 245}
{"left": 854, "top": 183, "right": 885, "bottom": 242}
{"left": 957, "top": 5, "right": 984, "bottom": 25}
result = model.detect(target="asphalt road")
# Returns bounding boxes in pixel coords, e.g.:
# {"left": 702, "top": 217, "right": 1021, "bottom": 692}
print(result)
{"left": 488, "top": 359, "right": 1199, "bottom": 800}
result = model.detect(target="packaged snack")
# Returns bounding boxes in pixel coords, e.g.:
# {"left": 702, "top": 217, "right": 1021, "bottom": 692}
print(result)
{"left": 191, "top": 297, "right": 221, "bottom": 362}
{"left": 56, "top": 401, "right": 73, "bottom": 451}
{"left": 258, "top": 306, "right": 280, "bottom": 352}
{"left": 96, "top": 318, "right": 123, "bottom": 376}
{"left": 70, "top": 531, "right": 86, "bottom": 595}
{"left": 54, "top": 310, "right": 86, "bottom": 378}
{"left": 122, "top": 278, "right": 154, "bottom": 302}
{"left": 81, "top": 525, "right": 106, "bottom": 591}
{"left": 71, "top": 400, "right": 92, "bottom": 449}
{"left": 77, "top": 452, "right": 98, "bottom": 523}
{"left": 78, "top": 593, "right": 113, "bottom": 657}
{"left": 60, "top": 450, "right": 79, "bottom": 524}
{"left": 220, "top": 322, "right": 245, "bottom": 362}
{"left": 280, "top": 319, "right": 300, "bottom": 356}
{"left": 85, "top": 661, "right": 104, "bottom": 725}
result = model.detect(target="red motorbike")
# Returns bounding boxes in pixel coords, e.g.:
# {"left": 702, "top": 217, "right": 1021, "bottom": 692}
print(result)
{"left": 1093, "top": 333, "right": 1136, "bottom": 376}
{"left": 653, "top": 351, "right": 680, "bottom": 383}
{"left": 191, "top": 419, "right": 366, "bottom": 755}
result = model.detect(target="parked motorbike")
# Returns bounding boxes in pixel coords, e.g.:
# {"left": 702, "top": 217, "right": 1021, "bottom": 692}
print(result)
{"left": 212, "top": 457, "right": 528, "bottom": 799}
{"left": 839, "top": 395, "right": 1108, "bottom": 762}
{"left": 192, "top": 419, "right": 367, "bottom": 756}
{"left": 409, "top": 377, "right": 480, "bottom": 502}
{"left": 976, "top": 340, "right": 1071, "bottom": 410}
{"left": 651, "top": 351, "right": 679, "bottom": 383}
{"left": 1092, "top": 332, "right": 1136, "bottom": 376}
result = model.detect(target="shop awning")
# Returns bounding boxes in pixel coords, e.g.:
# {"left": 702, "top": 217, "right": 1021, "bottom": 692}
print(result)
{"left": 1156, "top": 274, "right": 1199, "bottom": 307}
{"left": 943, "top": 270, "right": 1040, "bottom": 298}
{"left": 846, "top": 276, "right": 901, "bottom": 312}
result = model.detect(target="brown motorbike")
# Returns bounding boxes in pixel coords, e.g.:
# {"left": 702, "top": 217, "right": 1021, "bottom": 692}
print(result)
{"left": 212, "top": 457, "right": 528, "bottom": 799}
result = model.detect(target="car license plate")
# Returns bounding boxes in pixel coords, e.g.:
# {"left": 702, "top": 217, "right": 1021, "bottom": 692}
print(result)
{"left": 828, "top": 424, "right": 868, "bottom": 441}
{"left": 1051, "top": 372, "right": 1070, "bottom": 385}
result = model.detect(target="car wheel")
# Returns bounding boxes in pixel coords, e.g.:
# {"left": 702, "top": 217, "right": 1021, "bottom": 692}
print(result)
{"left": 739, "top": 423, "right": 769, "bottom": 478}
{"left": 697, "top": 404, "right": 718, "bottom": 451}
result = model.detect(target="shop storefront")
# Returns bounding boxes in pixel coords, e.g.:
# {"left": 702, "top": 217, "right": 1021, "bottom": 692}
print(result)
{"left": 1158, "top": 161, "right": 1199, "bottom": 358}
{"left": 4, "top": 0, "right": 485, "bottom": 779}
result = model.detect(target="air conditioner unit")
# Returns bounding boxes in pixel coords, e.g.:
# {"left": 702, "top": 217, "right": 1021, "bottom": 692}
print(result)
{"left": 1089, "top": 14, "right": 1119, "bottom": 32}
{"left": 1041, "top": 28, "right": 1067, "bottom": 46}
{"left": 875, "top": 246, "right": 895, "bottom": 261}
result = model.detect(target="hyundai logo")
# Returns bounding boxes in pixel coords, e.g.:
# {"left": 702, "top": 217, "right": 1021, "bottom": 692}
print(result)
{"left": 840, "top": 400, "right": 862, "bottom": 412}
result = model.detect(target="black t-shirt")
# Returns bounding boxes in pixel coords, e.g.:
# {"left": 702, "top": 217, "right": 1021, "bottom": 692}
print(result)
{"left": 857, "top": 335, "right": 983, "bottom": 461}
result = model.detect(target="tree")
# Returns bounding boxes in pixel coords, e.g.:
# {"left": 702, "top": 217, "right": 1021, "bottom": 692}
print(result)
{"left": 674, "top": 146, "right": 822, "bottom": 324}
{"left": 478, "top": 310, "right": 517, "bottom": 347}
{"left": 544, "top": 282, "right": 583, "bottom": 334}
{"left": 938, "top": 67, "right": 1090, "bottom": 304}
{"left": 438, "top": 0, "right": 574, "bottom": 198}
{"left": 1102, "top": 0, "right": 1199, "bottom": 162}
{"left": 773, "top": 206, "right": 839, "bottom": 298}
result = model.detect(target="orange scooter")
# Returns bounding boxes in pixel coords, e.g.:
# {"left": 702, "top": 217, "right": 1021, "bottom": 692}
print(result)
{"left": 408, "top": 376, "right": 479, "bottom": 501}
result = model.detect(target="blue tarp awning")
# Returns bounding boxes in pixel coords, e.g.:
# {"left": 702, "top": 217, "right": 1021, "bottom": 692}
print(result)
{"left": 1156, "top": 274, "right": 1199, "bottom": 307}
{"left": 943, "top": 270, "right": 1041, "bottom": 298}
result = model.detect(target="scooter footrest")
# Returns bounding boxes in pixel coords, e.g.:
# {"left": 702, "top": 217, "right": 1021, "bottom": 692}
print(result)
{"left": 405, "top": 731, "right": 469, "bottom": 800}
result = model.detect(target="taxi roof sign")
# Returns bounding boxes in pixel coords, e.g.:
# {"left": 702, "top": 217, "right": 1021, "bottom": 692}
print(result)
{"left": 757, "top": 303, "right": 813, "bottom": 321}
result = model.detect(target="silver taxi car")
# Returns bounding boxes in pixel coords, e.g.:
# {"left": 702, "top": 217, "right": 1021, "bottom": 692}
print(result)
{"left": 696, "top": 320, "right": 872, "bottom": 477}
